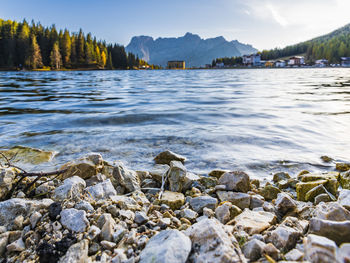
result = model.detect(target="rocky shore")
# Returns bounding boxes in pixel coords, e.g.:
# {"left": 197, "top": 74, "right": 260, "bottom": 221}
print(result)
{"left": 1, "top": 149, "right": 350, "bottom": 262}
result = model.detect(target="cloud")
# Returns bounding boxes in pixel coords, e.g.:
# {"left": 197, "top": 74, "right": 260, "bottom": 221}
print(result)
{"left": 266, "top": 3, "right": 288, "bottom": 27}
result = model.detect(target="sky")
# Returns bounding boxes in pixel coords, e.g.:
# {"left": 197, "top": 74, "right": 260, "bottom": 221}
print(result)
{"left": 1, "top": 0, "right": 350, "bottom": 50}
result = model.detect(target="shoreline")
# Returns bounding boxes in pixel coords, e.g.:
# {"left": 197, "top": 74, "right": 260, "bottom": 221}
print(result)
{"left": 0, "top": 149, "right": 350, "bottom": 262}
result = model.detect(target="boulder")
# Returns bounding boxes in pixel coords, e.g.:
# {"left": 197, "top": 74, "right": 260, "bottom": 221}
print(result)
{"left": 189, "top": 196, "right": 218, "bottom": 213}
{"left": 0, "top": 167, "right": 18, "bottom": 199}
{"left": 158, "top": 191, "right": 185, "bottom": 210}
{"left": 313, "top": 202, "right": 350, "bottom": 221}
{"left": 167, "top": 161, "right": 187, "bottom": 192}
{"left": 215, "top": 202, "right": 241, "bottom": 224}
{"left": 260, "top": 185, "right": 281, "bottom": 201}
{"left": 339, "top": 189, "right": 350, "bottom": 210}
{"left": 242, "top": 239, "right": 265, "bottom": 261}
{"left": 185, "top": 218, "right": 245, "bottom": 263}
{"left": 309, "top": 218, "right": 350, "bottom": 245}
{"left": 0, "top": 198, "right": 53, "bottom": 228}
{"left": 304, "top": 234, "right": 337, "bottom": 263}
{"left": 60, "top": 208, "right": 89, "bottom": 232}
{"left": 113, "top": 163, "right": 140, "bottom": 192}
{"left": 217, "top": 171, "right": 250, "bottom": 193}
{"left": 58, "top": 239, "right": 89, "bottom": 263}
{"left": 275, "top": 192, "right": 296, "bottom": 215}
{"left": 85, "top": 179, "right": 117, "bottom": 200}
{"left": 139, "top": 229, "right": 191, "bottom": 263}
{"left": 233, "top": 209, "right": 276, "bottom": 235}
{"left": 53, "top": 176, "right": 86, "bottom": 201}
{"left": 216, "top": 191, "right": 250, "bottom": 209}
{"left": 61, "top": 153, "right": 103, "bottom": 179}
{"left": 154, "top": 150, "right": 186, "bottom": 165}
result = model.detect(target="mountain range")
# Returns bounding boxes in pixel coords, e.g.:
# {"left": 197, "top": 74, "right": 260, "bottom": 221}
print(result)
{"left": 125, "top": 33, "right": 257, "bottom": 67}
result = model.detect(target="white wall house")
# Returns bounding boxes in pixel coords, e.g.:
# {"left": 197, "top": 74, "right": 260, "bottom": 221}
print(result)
{"left": 275, "top": 60, "right": 286, "bottom": 67}
{"left": 242, "top": 54, "right": 261, "bottom": 66}
{"left": 288, "top": 56, "right": 305, "bottom": 66}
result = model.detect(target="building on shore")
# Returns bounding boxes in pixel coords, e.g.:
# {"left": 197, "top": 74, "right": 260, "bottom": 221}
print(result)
{"left": 167, "top": 61, "right": 186, "bottom": 69}
{"left": 288, "top": 56, "right": 305, "bottom": 66}
{"left": 315, "top": 59, "right": 328, "bottom": 67}
{"left": 275, "top": 60, "right": 286, "bottom": 68}
{"left": 242, "top": 54, "right": 261, "bottom": 67}
{"left": 340, "top": 57, "right": 350, "bottom": 67}
{"left": 265, "top": 61, "right": 274, "bottom": 67}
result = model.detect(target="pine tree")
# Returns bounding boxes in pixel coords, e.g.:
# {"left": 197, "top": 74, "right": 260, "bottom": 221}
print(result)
{"left": 50, "top": 41, "right": 62, "bottom": 69}
{"left": 26, "top": 34, "right": 43, "bottom": 69}
{"left": 77, "top": 29, "right": 85, "bottom": 64}
{"left": 106, "top": 51, "right": 113, "bottom": 69}
{"left": 61, "top": 29, "right": 71, "bottom": 68}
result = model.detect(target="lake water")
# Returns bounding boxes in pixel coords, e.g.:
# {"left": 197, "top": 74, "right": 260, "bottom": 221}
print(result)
{"left": 1, "top": 68, "right": 350, "bottom": 178}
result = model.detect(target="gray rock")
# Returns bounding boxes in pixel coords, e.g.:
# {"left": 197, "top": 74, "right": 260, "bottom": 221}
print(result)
{"left": 168, "top": 161, "right": 187, "bottom": 192}
{"left": 113, "top": 162, "right": 140, "bottom": 192}
{"left": 242, "top": 239, "right": 265, "bottom": 261}
{"left": 6, "top": 238, "right": 25, "bottom": 252}
{"left": 233, "top": 209, "right": 276, "bottom": 235}
{"left": 0, "top": 167, "right": 17, "bottom": 199}
{"left": 337, "top": 243, "right": 350, "bottom": 263}
{"left": 313, "top": 202, "right": 350, "bottom": 221}
{"left": 182, "top": 172, "right": 201, "bottom": 191}
{"left": 275, "top": 192, "right": 296, "bottom": 215}
{"left": 0, "top": 198, "right": 53, "bottom": 228}
{"left": 101, "top": 216, "right": 117, "bottom": 241}
{"left": 315, "top": 193, "right": 331, "bottom": 204}
{"left": 250, "top": 194, "right": 265, "bottom": 209}
{"left": 280, "top": 216, "right": 309, "bottom": 235}
{"left": 101, "top": 240, "right": 116, "bottom": 250}
{"left": 215, "top": 202, "right": 241, "bottom": 224}
{"left": 189, "top": 196, "right": 218, "bottom": 213}
{"left": 134, "top": 211, "right": 149, "bottom": 225}
{"left": 304, "top": 234, "right": 337, "bottom": 263}
{"left": 53, "top": 176, "right": 86, "bottom": 201}
{"left": 75, "top": 200, "right": 94, "bottom": 212}
{"left": 140, "top": 229, "right": 191, "bottom": 263}
{"left": 60, "top": 208, "right": 89, "bottom": 232}
{"left": 154, "top": 150, "right": 186, "bottom": 165}
{"left": 180, "top": 208, "right": 198, "bottom": 221}
{"left": 149, "top": 164, "right": 169, "bottom": 182}
{"left": 218, "top": 171, "right": 250, "bottom": 192}
{"left": 284, "top": 248, "right": 304, "bottom": 261}
{"left": 58, "top": 239, "right": 89, "bottom": 263}
{"left": 309, "top": 218, "right": 350, "bottom": 245}
{"left": 216, "top": 191, "right": 250, "bottom": 209}
{"left": 30, "top": 211, "right": 42, "bottom": 228}
{"left": 339, "top": 189, "right": 350, "bottom": 210}
{"left": 269, "top": 225, "right": 301, "bottom": 250}
{"left": 85, "top": 179, "right": 117, "bottom": 200}
{"left": 185, "top": 218, "right": 245, "bottom": 263}
{"left": 87, "top": 225, "right": 101, "bottom": 241}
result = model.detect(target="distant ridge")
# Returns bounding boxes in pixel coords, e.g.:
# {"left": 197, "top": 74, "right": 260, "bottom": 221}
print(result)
{"left": 126, "top": 33, "right": 257, "bottom": 67}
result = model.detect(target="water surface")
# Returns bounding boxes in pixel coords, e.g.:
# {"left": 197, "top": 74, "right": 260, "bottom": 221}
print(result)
{"left": 1, "top": 68, "right": 349, "bottom": 178}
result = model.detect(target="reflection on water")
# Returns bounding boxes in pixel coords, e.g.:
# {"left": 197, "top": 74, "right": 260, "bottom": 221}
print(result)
{"left": 0, "top": 68, "right": 349, "bottom": 177}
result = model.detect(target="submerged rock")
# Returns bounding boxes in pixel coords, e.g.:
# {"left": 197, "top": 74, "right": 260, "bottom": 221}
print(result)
{"left": 185, "top": 218, "right": 245, "bottom": 263}
{"left": 154, "top": 150, "right": 186, "bottom": 165}
{"left": 0, "top": 146, "right": 54, "bottom": 165}
{"left": 139, "top": 229, "right": 191, "bottom": 263}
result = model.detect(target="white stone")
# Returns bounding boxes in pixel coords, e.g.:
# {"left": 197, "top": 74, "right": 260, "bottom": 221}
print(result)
{"left": 60, "top": 208, "right": 89, "bottom": 232}
{"left": 58, "top": 239, "right": 89, "bottom": 263}
{"left": 233, "top": 209, "right": 276, "bottom": 235}
{"left": 53, "top": 176, "right": 86, "bottom": 201}
{"left": 30, "top": 211, "right": 42, "bottom": 228}
{"left": 75, "top": 200, "right": 94, "bottom": 212}
{"left": 85, "top": 179, "right": 117, "bottom": 200}
{"left": 304, "top": 234, "right": 337, "bottom": 263}
{"left": 140, "top": 229, "right": 191, "bottom": 263}
{"left": 113, "top": 162, "right": 140, "bottom": 192}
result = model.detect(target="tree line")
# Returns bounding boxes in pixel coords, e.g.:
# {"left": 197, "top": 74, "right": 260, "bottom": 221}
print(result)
{"left": 0, "top": 18, "right": 160, "bottom": 70}
{"left": 211, "top": 56, "right": 243, "bottom": 67}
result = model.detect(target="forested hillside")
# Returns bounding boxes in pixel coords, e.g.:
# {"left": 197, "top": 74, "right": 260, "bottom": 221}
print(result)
{"left": 0, "top": 19, "right": 156, "bottom": 70}
{"left": 260, "top": 23, "right": 350, "bottom": 63}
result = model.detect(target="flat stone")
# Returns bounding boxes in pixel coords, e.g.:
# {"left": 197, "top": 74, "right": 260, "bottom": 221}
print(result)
{"left": 113, "top": 162, "right": 140, "bottom": 192}
{"left": 189, "top": 196, "right": 218, "bottom": 213}
{"left": 339, "top": 189, "right": 350, "bottom": 210}
{"left": 167, "top": 161, "right": 187, "bottom": 192}
{"left": 309, "top": 218, "right": 350, "bottom": 245}
{"left": 275, "top": 192, "right": 296, "bottom": 215}
{"left": 313, "top": 202, "right": 350, "bottom": 221}
{"left": 61, "top": 153, "right": 103, "bottom": 179}
{"left": 158, "top": 191, "right": 185, "bottom": 210}
{"left": 217, "top": 171, "right": 250, "bottom": 192}
{"left": 85, "top": 179, "right": 117, "bottom": 200}
{"left": 304, "top": 234, "right": 337, "bottom": 263}
{"left": 60, "top": 208, "right": 89, "bottom": 232}
{"left": 140, "top": 229, "right": 191, "bottom": 263}
{"left": 233, "top": 209, "right": 276, "bottom": 235}
{"left": 305, "top": 184, "right": 330, "bottom": 202}
{"left": 242, "top": 239, "right": 266, "bottom": 261}
{"left": 216, "top": 191, "right": 250, "bottom": 209}
{"left": 58, "top": 239, "right": 89, "bottom": 263}
{"left": 300, "top": 172, "right": 338, "bottom": 182}
{"left": 53, "top": 176, "right": 86, "bottom": 201}
{"left": 185, "top": 218, "right": 244, "bottom": 263}
{"left": 154, "top": 150, "right": 186, "bottom": 165}
{"left": 149, "top": 164, "right": 169, "bottom": 182}
{"left": 0, "top": 198, "right": 53, "bottom": 228}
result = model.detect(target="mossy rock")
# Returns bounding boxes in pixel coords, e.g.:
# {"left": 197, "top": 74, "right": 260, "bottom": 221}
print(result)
{"left": 0, "top": 145, "right": 55, "bottom": 165}
{"left": 260, "top": 185, "right": 281, "bottom": 201}
{"left": 300, "top": 172, "right": 339, "bottom": 182}
{"left": 336, "top": 163, "right": 350, "bottom": 172}
{"left": 296, "top": 180, "right": 328, "bottom": 201}
{"left": 199, "top": 176, "right": 218, "bottom": 189}
{"left": 273, "top": 172, "right": 290, "bottom": 183}
{"left": 339, "top": 172, "right": 350, "bottom": 189}
{"left": 305, "top": 184, "right": 327, "bottom": 202}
